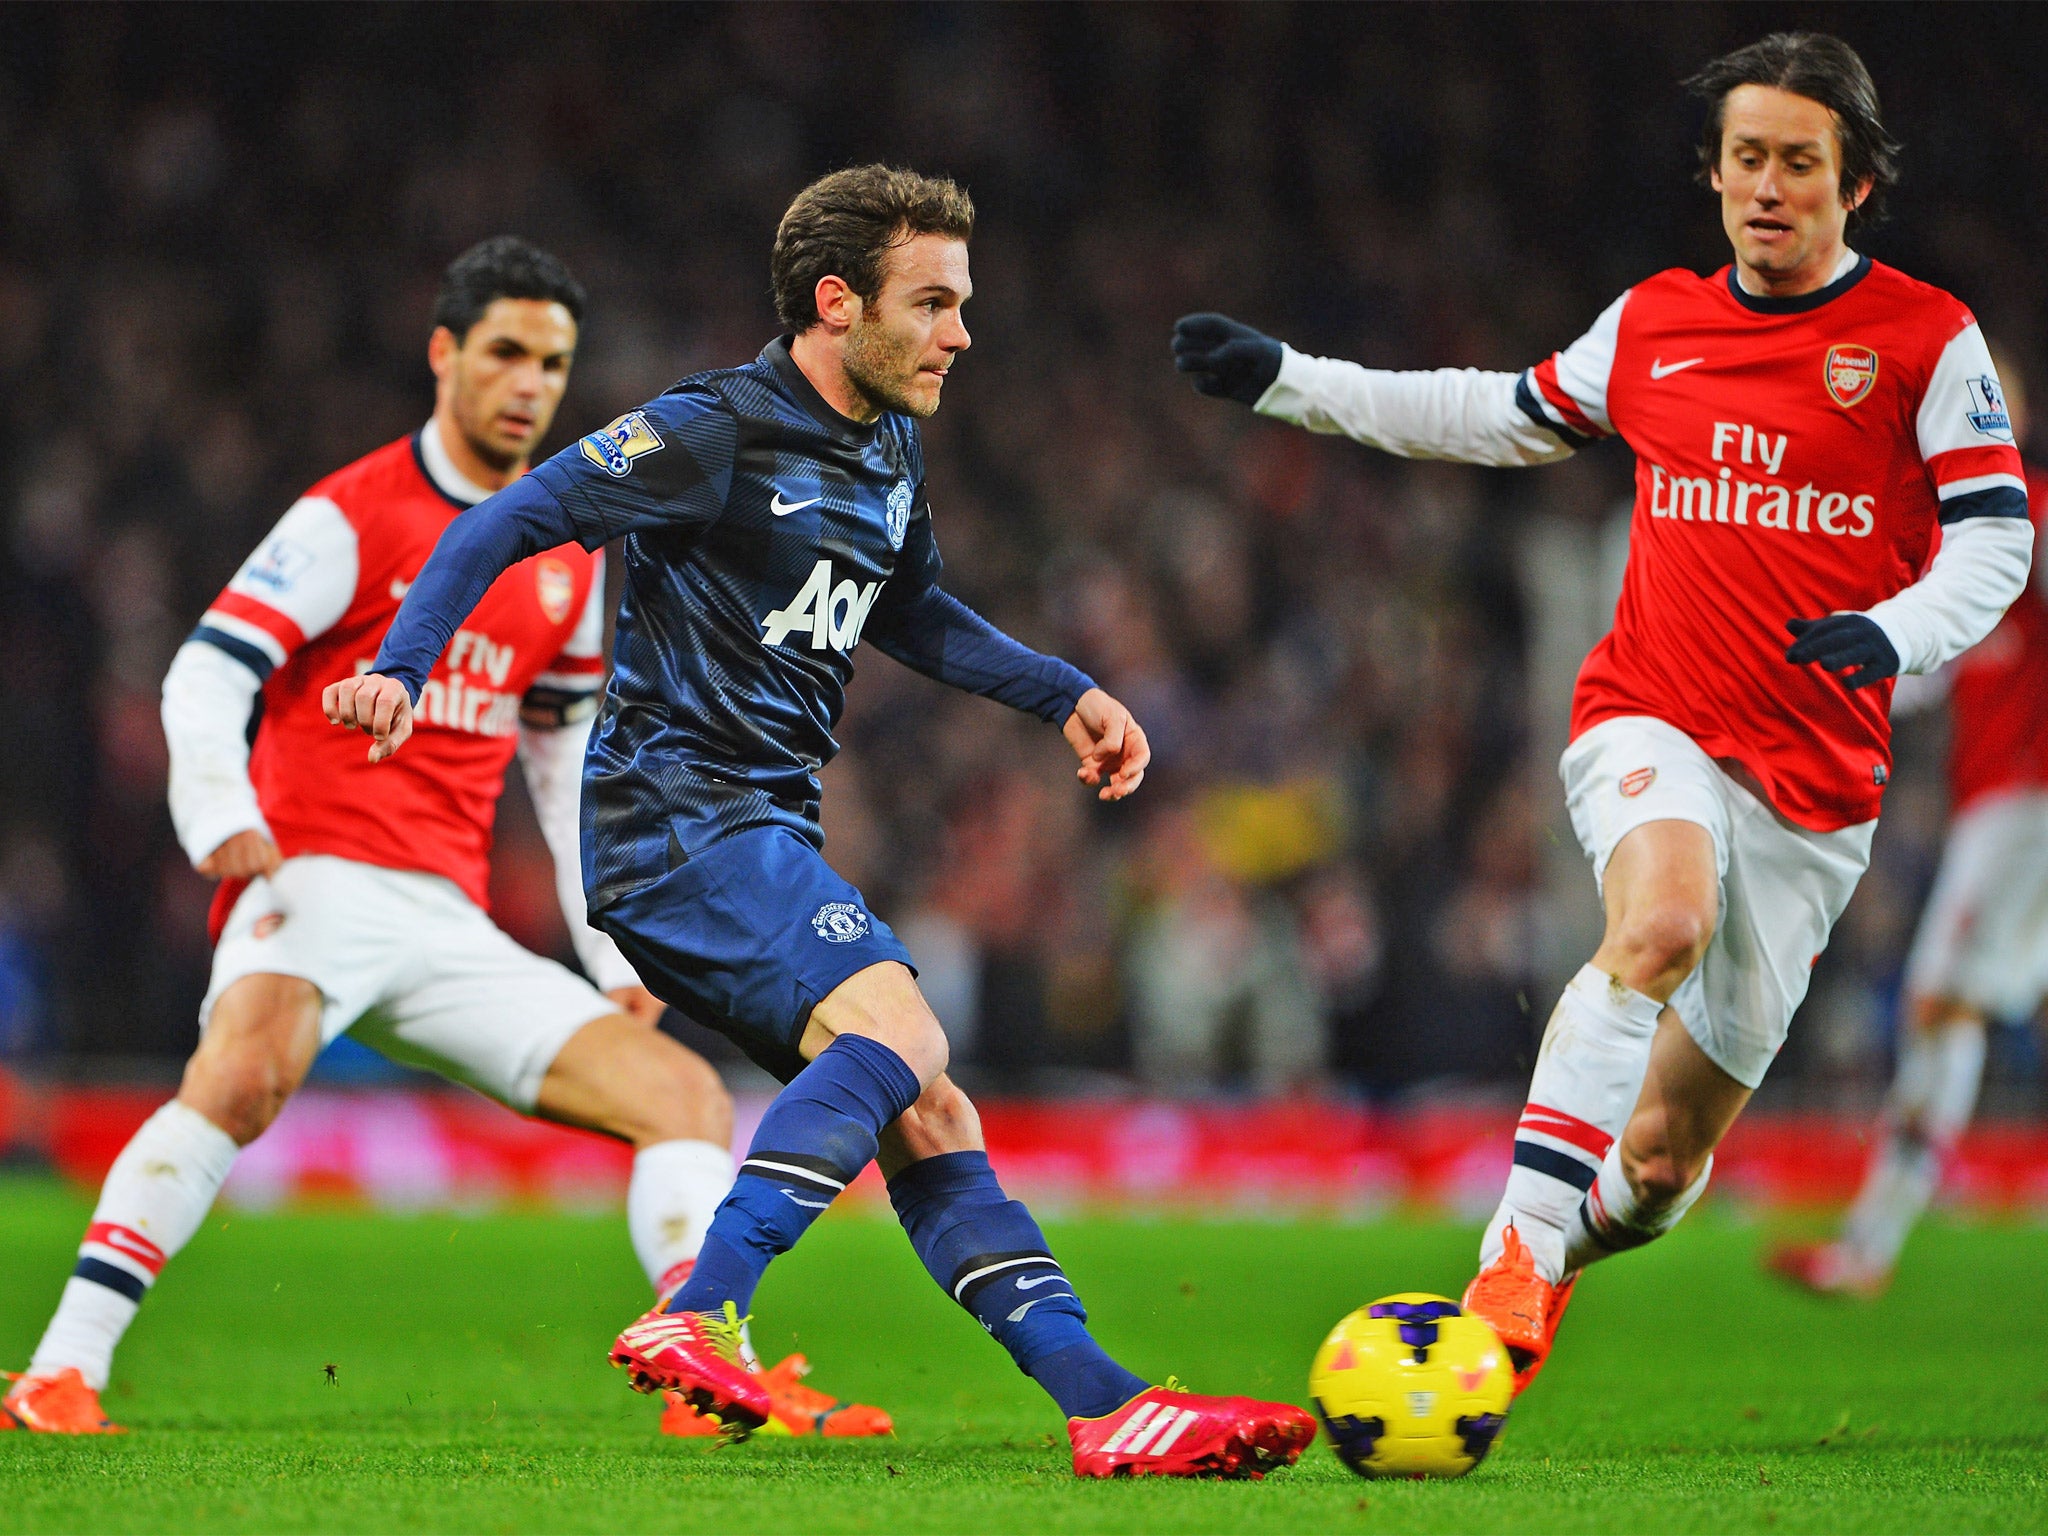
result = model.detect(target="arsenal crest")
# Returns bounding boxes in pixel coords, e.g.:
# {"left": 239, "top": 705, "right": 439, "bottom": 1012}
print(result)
{"left": 535, "top": 556, "right": 575, "bottom": 624}
{"left": 1824, "top": 344, "right": 1879, "bottom": 409}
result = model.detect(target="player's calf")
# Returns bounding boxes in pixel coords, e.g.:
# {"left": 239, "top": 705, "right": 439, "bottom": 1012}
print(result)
{"left": 534, "top": 1012, "right": 734, "bottom": 1151}
{"left": 882, "top": 1080, "right": 1151, "bottom": 1422}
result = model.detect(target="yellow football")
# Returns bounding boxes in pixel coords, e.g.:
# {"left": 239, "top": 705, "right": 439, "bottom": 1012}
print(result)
{"left": 1308, "top": 1292, "right": 1514, "bottom": 1479}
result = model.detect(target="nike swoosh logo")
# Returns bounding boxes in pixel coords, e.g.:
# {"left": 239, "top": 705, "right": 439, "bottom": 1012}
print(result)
{"left": 1650, "top": 357, "right": 1704, "bottom": 379}
{"left": 1014, "top": 1273, "right": 1066, "bottom": 1290}
{"left": 779, "top": 1188, "right": 830, "bottom": 1210}
{"left": 770, "top": 492, "right": 822, "bottom": 517}
{"left": 1007, "top": 1291, "right": 1074, "bottom": 1323}
{"left": 389, "top": 578, "right": 412, "bottom": 600}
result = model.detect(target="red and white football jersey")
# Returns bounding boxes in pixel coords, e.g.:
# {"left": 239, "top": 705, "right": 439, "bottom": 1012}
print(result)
{"left": 1521, "top": 258, "right": 2027, "bottom": 829}
{"left": 1948, "top": 464, "right": 2048, "bottom": 813}
{"left": 194, "top": 432, "right": 605, "bottom": 910}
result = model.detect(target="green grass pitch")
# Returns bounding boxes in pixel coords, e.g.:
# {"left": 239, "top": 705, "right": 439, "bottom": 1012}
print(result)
{"left": 3, "top": 1177, "right": 2044, "bottom": 1534}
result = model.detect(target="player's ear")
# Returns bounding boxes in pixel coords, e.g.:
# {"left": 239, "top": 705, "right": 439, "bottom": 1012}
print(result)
{"left": 428, "top": 325, "right": 459, "bottom": 381}
{"left": 812, "top": 275, "right": 860, "bottom": 334}
{"left": 1845, "top": 176, "right": 1874, "bottom": 212}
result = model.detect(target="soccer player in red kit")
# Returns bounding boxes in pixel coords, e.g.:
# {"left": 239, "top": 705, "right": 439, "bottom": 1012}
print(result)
{"left": 1173, "top": 33, "right": 2033, "bottom": 1391}
{"left": 5, "top": 238, "right": 884, "bottom": 1439}
{"left": 1772, "top": 357, "right": 2048, "bottom": 1297}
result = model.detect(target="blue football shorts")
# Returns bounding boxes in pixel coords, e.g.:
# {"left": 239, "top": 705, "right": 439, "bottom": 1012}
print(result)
{"left": 592, "top": 824, "right": 915, "bottom": 1083}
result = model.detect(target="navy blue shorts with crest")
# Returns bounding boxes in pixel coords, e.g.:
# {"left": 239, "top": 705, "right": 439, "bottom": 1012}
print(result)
{"left": 592, "top": 824, "right": 915, "bottom": 1084}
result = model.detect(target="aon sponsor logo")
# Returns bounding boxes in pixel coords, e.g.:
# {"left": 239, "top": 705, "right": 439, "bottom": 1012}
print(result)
{"left": 761, "top": 559, "right": 883, "bottom": 651}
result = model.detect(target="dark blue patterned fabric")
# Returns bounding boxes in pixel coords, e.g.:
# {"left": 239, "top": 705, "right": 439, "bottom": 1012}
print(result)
{"left": 374, "top": 337, "right": 1095, "bottom": 909}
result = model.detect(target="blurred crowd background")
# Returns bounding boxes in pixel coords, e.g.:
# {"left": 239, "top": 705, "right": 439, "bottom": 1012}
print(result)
{"left": 1, "top": 3, "right": 2043, "bottom": 1109}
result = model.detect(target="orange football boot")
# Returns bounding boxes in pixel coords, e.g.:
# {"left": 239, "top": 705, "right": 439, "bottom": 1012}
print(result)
{"left": 661, "top": 1354, "right": 893, "bottom": 1438}
{"left": 3, "top": 1369, "right": 126, "bottom": 1434}
{"left": 757, "top": 1354, "right": 893, "bottom": 1437}
{"left": 1461, "top": 1225, "right": 1575, "bottom": 1396}
{"left": 1070, "top": 1381, "right": 1315, "bottom": 1479}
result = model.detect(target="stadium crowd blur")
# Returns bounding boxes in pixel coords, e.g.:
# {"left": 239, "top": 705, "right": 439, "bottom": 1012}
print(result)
{"left": 2, "top": 5, "right": 2043, "bottom": 1107}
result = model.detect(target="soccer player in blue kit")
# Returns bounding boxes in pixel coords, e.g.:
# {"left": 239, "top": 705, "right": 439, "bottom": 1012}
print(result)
{"left": 324, "top": 166, "right": 1314, "bottom": 1479}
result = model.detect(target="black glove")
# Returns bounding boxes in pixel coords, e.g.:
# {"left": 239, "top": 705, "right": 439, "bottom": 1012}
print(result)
{"left": 1172, "top": 313, "right": 1284, "bottom": 406}
{"left": 1784, "top": 614, "right": 1900, "bottom": 690}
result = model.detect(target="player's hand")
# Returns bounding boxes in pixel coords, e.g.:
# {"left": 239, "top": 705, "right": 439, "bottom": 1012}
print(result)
{"left": 1172, "top": 313, "right": 1284, "bottom": 406}
{"left": 196, "top": 829, "right": 282, "bottom": 882}
{"left": 1784, "top": 614, "right": 1900, "bottom": 691}
{"left": 323, "top": 673, "right": 415, "bottom": 762}
{"left": 605, "top": 985, "right": 667, "bottom": 1029}
{"left": 1062, "top": 687, "right": 1151, "bottom": 802}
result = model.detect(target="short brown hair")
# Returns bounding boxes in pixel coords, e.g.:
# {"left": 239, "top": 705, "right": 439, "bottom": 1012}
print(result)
{"left": 771, "top": 165, "right": 975, "bottom": 332}
{"left": 1684, "top": 32, "right": 1901, "bottom": 229}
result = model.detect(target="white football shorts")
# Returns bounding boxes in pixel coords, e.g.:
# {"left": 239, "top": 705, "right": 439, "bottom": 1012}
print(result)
{"left": 1561, "top": 715, "right": 1875, "bottom": 1089}
{"left": 1902, "top": 789, "right": 2048, "bottom": 1022}
{"left": 201, "top": 855, "right": 615, "bottom": 1111}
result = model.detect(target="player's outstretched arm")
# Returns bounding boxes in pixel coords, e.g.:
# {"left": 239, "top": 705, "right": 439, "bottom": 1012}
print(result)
{"left": 865, "top": 565, "right": 1144, "bottom": 798}
{"left": 1171, "top": 306, "right": 1611, "bottom": 468}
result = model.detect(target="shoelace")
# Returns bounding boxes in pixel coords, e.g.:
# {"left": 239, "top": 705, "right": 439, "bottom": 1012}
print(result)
{"left": 702, "top": 1300, "right": 753, "bottom": 1366}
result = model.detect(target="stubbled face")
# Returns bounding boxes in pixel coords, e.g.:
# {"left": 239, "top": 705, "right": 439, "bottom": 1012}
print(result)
{"left": 433, "top": 298, "right": 578, "bottom": 470}
{"left": 840, "top": 234, "right": 972, "bottom": 420}
{"left": 1712, "top": 84, "right": 1868, "bottom": 292}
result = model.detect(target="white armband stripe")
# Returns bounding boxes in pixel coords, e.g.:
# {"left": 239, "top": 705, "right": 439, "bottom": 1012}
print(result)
{"left": 1938, "top": 472, "right": 2030, "bottom": 501}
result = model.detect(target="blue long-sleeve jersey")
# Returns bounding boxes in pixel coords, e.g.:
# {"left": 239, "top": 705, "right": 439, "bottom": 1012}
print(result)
{"left": 373, "top": 337, "right": 1095, "bottom": 909}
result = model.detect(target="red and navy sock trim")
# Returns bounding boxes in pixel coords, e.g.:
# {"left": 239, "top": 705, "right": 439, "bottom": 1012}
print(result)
{"left": 73, "top": 1222, "right": 166, "bottom": 1303}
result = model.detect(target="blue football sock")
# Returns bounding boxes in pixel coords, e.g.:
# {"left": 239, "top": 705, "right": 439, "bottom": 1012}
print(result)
{"left": 887, "top": 1150, "right": 1148, "bottom": 1420}
{"left": 668, "top": 1035, "right": 921, "bottom": 1318}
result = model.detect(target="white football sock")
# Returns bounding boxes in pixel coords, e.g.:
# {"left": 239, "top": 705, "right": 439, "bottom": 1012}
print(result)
{"left": 1564, "top": 1143, "right": 1711, "bottom": 1271}
{"left": 30, "top": 1100, "right": 239, "bottom": 1390}
{"left": 1841, "top": 1021, "right": 1985, "bottom": 1273}
{"left": 1483, "top": 965, "right": 1663, "bottom": 1282}
{"left": 628, "top": 1138, "right": 733, "bottom": 1299}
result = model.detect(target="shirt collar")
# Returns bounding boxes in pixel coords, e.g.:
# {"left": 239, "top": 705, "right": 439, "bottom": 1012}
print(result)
{"left": 1724, "top": 250, "right": 1871, "bottom": 314}
{"left": 763, "top": 336, "right": 880, "bottom": 444}
{"left": 415, "top": 420, "right": 497, "bottom": 507}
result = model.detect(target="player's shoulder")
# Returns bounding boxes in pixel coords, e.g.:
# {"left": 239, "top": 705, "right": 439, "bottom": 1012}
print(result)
{"left": 303, "top": 435, "right": 429, "bottom": 511}
{"left": 667, "top": 352, "right": 791, "bottom": 429}
{"left": 1630, "top": 265, "right": 1721, "bottom": 300}
{"left": 1859, "top": 259, "right": 1979, "bottom": 341}
{"left": 880, "top": 410, "right": 925, "bottom": 481}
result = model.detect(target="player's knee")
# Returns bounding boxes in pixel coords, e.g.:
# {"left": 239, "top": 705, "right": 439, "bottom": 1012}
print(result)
{"left": 178, "top": 1046, "right": 296, "bottom": 1146}
{"left": 183, "top": 979, "right": 320, "bottom": 1145}
{"left": 1611, "top": 901, "right": 1713, "bottom": 989}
